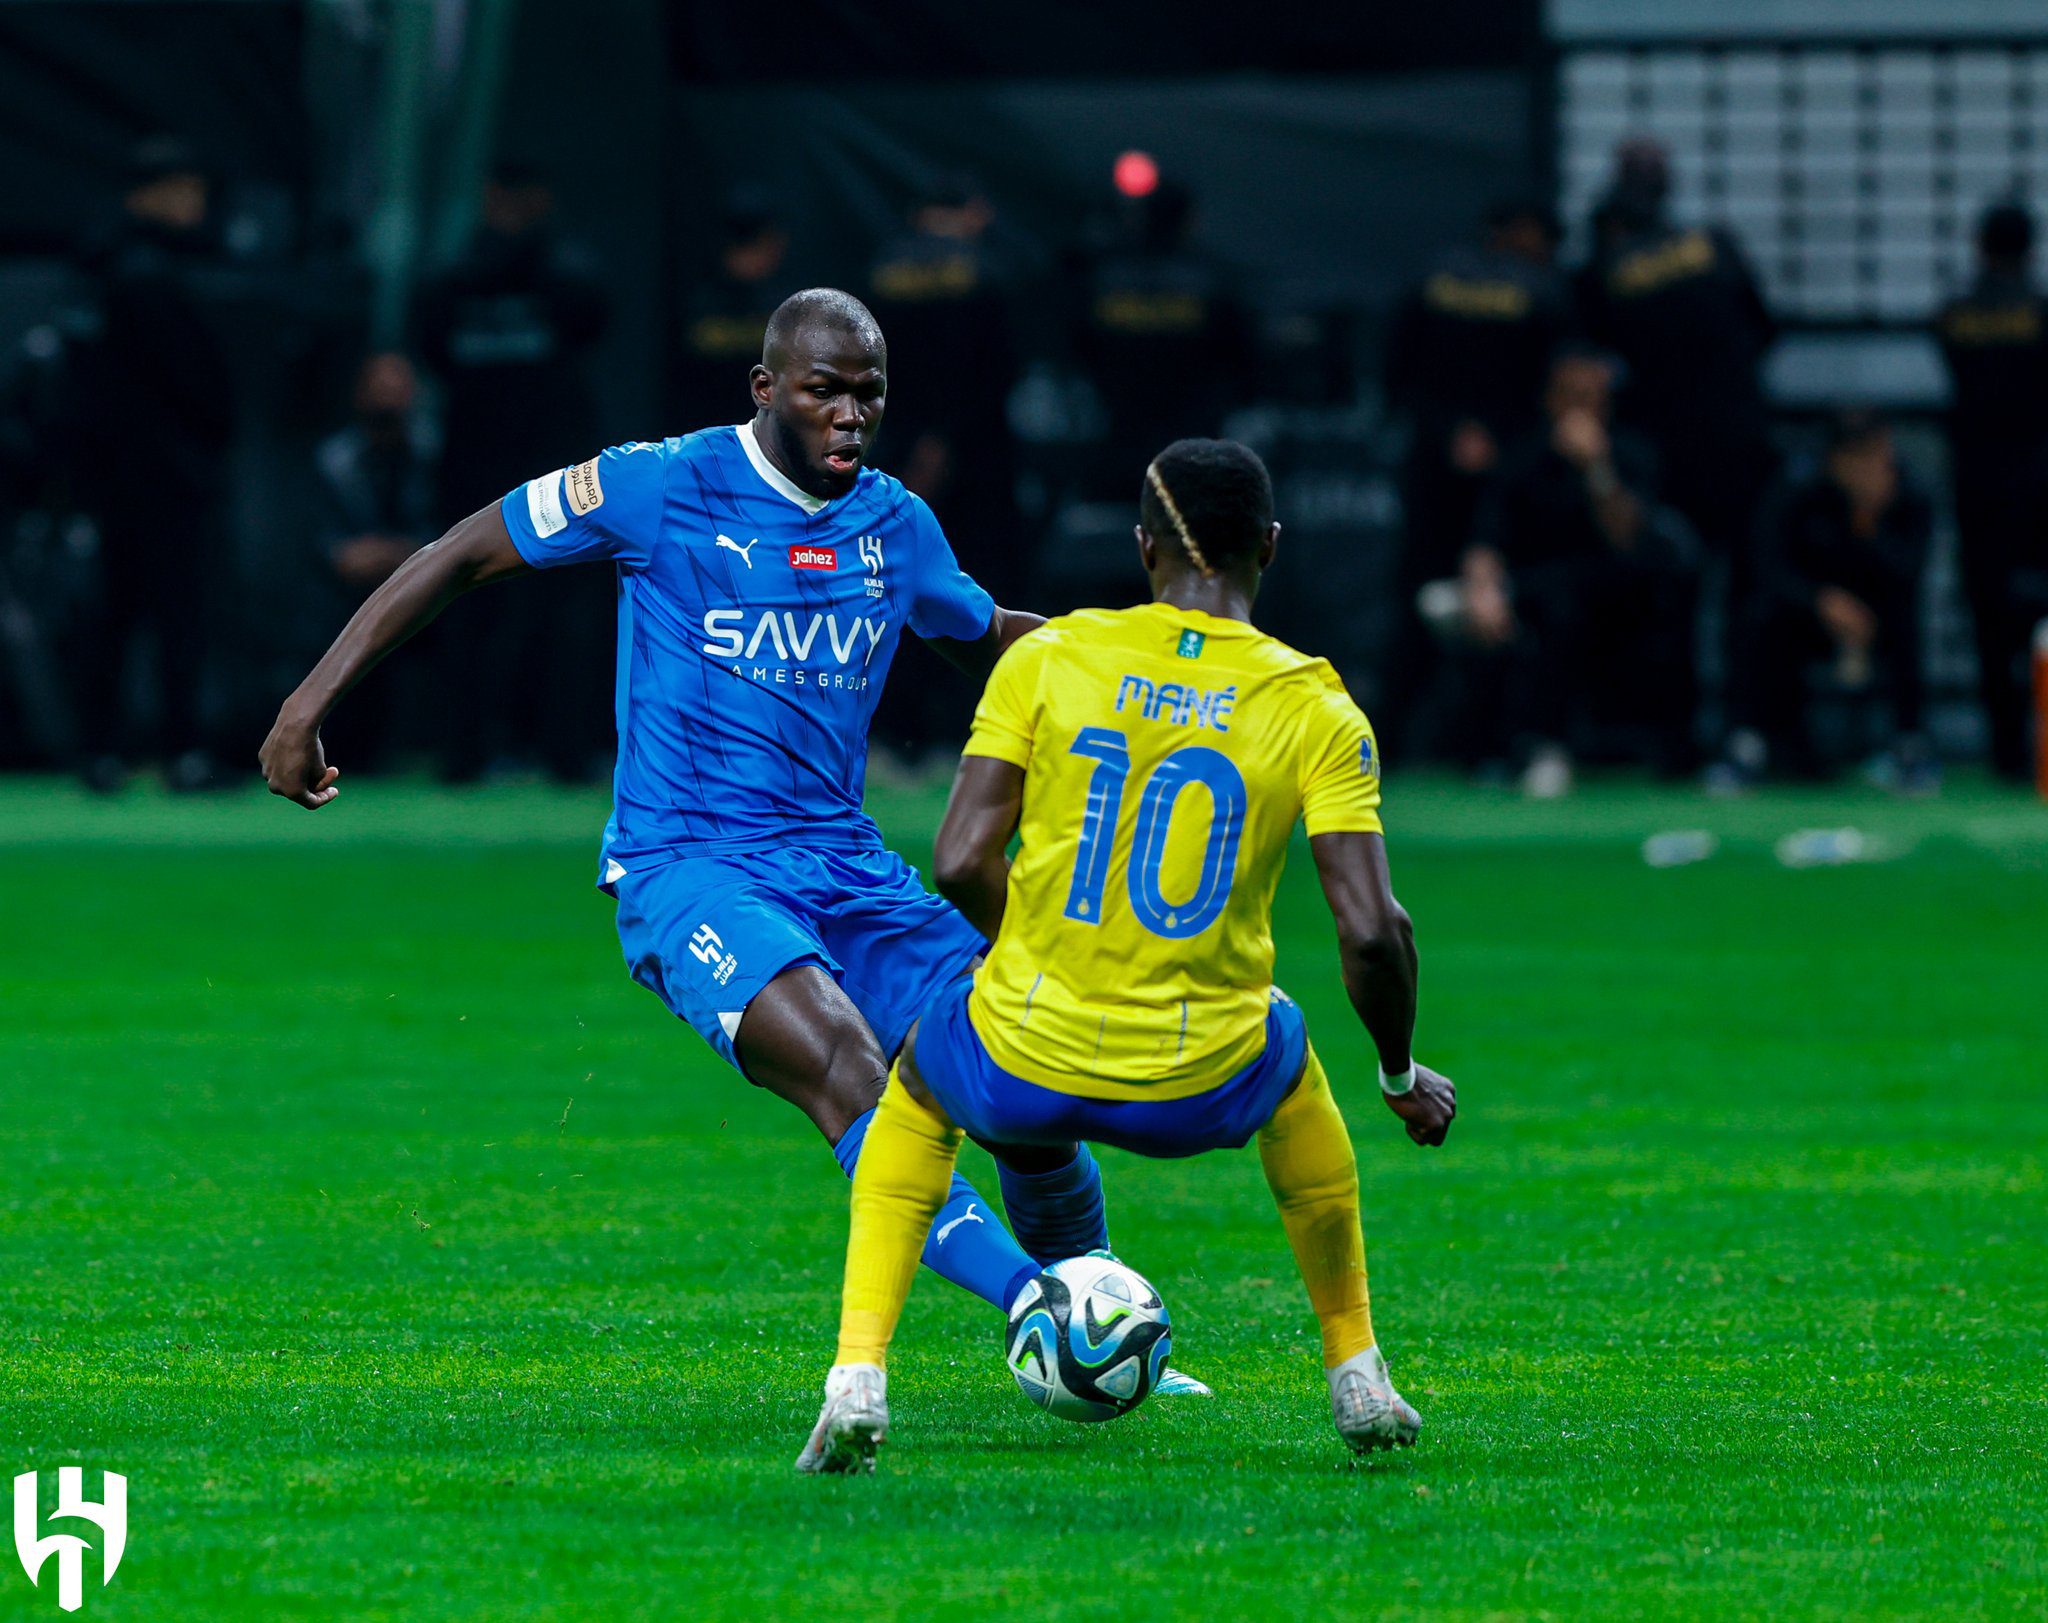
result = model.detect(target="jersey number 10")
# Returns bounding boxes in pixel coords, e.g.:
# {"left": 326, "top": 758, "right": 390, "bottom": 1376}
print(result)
{"left": 1062, "top": 726, "right": 1246, "bottom": 939}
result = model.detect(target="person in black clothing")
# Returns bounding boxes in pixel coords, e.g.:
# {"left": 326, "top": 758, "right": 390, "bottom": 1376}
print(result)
{"left": 70, "top": 138, "right": 235, "bottom": 792}
{"left": 311, "top": 352, "right": 439, "bottom": 771}
{"left": 1577, "top": 140, "right": 1777, "bottom": 621}
{"left": 868, "top": 179, "right": 1022, "bottom": 595}
{"left": 1381, "top": 198, "right": 1568, "bottom": 755}
{"left": 413, "top": 162, "right": 612, "bottom": 781}
{"left": 866, "top": 178, "right": 1026, "bottom": 764}
{"left": 415, "top": 162, "right": 610, "bottom": 510}
{"left": 1073, "top": 178, "right": 1251, "bottom": 494}
{"left": 1439, "top": 345, "right": 1697, "bottom": 794}
{"left": 672, "top": 188, "right": 796, "bottom": 432}
{"left": 1720, "top": 412, "right": 1934, "bottom": 790}
{"left": 1937, "top": 202, "right": 2048, "bottom": 782}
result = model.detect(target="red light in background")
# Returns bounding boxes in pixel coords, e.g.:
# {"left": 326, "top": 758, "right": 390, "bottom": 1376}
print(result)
{"left": 1113, "top": 150, "right": 1159, "bottom": 198}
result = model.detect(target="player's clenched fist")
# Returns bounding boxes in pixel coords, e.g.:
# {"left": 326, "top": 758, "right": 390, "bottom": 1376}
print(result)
{"left": 259, "top": 710, "right": 341, "bottom": 809}
{"left": 1384, "top": 1064, "right": 1456, "bottom": 1147}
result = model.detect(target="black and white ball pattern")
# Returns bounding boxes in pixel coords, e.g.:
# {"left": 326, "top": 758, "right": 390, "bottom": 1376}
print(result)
{"left": 1004, "top": 1255, "right": 1172, "bottom": 1423}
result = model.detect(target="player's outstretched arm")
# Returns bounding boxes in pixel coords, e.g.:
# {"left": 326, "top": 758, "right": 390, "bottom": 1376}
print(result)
{"left": 931, "top": 755, "right": 1026, "bottom": 941}
{"left": 259, "top": 503, "right": 530, "bottom": 808}
{"left": 1308, "top": 831, "right": 1455, "bottom": 1147}
{"left": 924, "top": 606, "right": 1046, "bottom": 682}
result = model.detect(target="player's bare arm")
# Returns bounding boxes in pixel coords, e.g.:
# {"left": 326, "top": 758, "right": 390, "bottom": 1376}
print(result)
{"left": 925, "top": 605, "right": 1047, "bottom": 681}
{"left": 1309, "top": 829, "right": 1456, "bottom": 1146}
{"left": 931, "top": 754, "right": 1026, "bottom": 940}
{"left": 260, "top": 503, "right": 529, "bottom": 808}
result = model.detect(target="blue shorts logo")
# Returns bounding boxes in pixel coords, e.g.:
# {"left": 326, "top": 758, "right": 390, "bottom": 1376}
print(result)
{"left": 688, "top": 923, "right": 739, "bottom": 986}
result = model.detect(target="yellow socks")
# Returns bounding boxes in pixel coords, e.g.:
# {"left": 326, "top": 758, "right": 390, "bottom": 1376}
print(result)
{"left": 838, "top": 1047, "right": 1375, "bottom": 1372}
{"left": 1256, "top": 1044, "right": 1377, "bottom": 1367}
{"left": 835, "top": 1067, "right": 964, "bottom": 1368}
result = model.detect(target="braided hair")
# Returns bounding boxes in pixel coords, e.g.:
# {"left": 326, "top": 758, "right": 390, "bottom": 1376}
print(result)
{"left": 1139, "top": 439, "right": 1274, "bottom": 578}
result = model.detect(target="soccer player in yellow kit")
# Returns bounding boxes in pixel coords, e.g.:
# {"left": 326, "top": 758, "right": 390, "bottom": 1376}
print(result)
{"left": 797, "top": 438, "right": 1457, "bottom": 1474}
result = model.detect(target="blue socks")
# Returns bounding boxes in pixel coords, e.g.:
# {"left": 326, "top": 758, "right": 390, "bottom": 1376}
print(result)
{"left": 833, "top": 1106, "right": 1039, "bottom": 1312}
{"left": 998, "top": 1144, "right": 1110, "bottom": 1266}
{"left": 830, "top": 1113, "right": 1113, "bottom": 1307}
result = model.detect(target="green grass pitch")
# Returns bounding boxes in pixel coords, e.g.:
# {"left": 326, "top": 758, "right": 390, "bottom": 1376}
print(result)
{"left": 3, "top": 775, "right": 2044, "bottom": 1620}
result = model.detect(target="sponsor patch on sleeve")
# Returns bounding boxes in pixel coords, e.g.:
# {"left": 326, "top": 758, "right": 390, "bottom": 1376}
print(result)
{"left": 566, "top": 457, "right": 604, "bottom": 516}
{"left": 525, "top": 470, "right": 569, "bottom": 537}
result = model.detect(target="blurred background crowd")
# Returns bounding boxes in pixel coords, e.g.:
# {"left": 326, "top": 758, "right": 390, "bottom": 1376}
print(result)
{"left": 2, "top": 0, "right": 2046, "bottom": 798}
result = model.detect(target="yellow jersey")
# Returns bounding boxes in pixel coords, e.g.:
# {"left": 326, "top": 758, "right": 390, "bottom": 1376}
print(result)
{"left": 961, "top": 602, "right": 1383, "bottom": 1100}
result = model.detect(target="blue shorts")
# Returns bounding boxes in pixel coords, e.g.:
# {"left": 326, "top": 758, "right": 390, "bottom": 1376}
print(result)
{"left": 911, "top": 981, "right": 1309, "bottom": 1158}
{"left": 611, "top": 845, "right": 985, "bottom": 1072}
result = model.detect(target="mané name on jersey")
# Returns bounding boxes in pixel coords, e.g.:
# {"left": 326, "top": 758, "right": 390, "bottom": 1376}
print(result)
{"left": 962, "top": 602, "right": 1384, "bottom": 1100}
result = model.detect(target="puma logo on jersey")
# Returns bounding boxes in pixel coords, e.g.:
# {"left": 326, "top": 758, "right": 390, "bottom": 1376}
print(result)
{"left": 716, "top": 534, "right": 759, "bottom": 567}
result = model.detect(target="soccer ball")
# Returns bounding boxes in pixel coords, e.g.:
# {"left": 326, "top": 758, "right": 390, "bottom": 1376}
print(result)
{"left": 1003, "top": 1254, "right": 1171, "bottom": 1422}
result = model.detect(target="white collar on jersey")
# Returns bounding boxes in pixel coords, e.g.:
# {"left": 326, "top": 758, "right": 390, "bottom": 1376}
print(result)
{"left": 738, "top": 419, "right": 830, "bottom": 515}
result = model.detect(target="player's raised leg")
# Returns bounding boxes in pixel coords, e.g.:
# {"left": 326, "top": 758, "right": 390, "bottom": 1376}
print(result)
{"left": 737, "top": 965, "right": 1037, "bottom": 1315}
{"left": 1256, "top": 1044, "right": 1420, "bottom": 1452}
{"left": 796, "top": 1061, "right": 964, "bottom": 1474}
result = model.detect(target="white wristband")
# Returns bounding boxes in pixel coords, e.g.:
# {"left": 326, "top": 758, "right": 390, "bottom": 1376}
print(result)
{"left": 1378, "top": 1062, "right": 1417, "bottom": 1097}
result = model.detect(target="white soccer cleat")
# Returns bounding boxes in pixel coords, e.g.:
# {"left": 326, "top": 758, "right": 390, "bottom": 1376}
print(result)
{"left": 1327, "top": 1345, "right": 1421, "bottom": 1453}
{"left": 795, "top": 1363, "right": 889, "bottom": 1475}
{"left": 1154, "top": 1367, "right": 1214, "bottom": 1398}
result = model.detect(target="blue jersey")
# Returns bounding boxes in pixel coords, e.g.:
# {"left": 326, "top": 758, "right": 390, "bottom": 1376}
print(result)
{"left": 500, "top": 422, "right": 993, "bottom": 870}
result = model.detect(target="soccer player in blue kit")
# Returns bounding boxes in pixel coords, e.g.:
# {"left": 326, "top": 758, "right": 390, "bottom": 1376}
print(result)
{"left": 260, "top": 289, "right": 1197, "bottom": 1379}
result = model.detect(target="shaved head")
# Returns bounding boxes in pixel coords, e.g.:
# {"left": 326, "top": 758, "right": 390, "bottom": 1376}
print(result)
{"left": 763, "top": 287, "right": 885, "bottom": 371}
{"left": 749, "top": 289, "right": 890, "bottom": 501}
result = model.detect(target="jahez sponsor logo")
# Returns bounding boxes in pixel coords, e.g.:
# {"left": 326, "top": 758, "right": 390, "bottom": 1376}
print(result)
{"left": 789, "top": 546, "right": 838, "bottom": 572}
